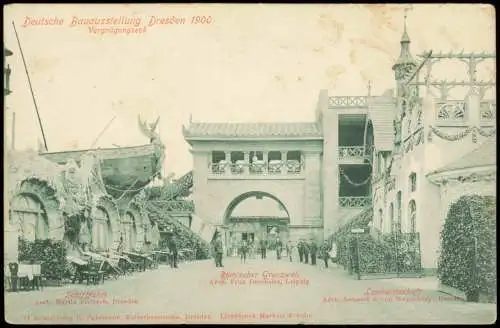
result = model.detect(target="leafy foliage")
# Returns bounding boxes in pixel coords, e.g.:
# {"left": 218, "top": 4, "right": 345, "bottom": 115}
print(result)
{"left": 145, "top": 203, "right": 210, "bottom": 260}
{"left": 18, "top": 237, "right": 69, "bottom": 280}
{"left": 438, "top": 195, "right": 496, "bottom": 302}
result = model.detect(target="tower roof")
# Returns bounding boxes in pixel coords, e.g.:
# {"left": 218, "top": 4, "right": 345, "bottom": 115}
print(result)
{"left": 392, "top": 10, "right": 416, "bottom": 70}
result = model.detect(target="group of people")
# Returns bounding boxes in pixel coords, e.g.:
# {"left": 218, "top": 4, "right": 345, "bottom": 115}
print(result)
{"left": 296, "top": 239, "right": 336, "bottom": 268}
{"left": 210, "top": 233, "right": 338, "bottom": 269}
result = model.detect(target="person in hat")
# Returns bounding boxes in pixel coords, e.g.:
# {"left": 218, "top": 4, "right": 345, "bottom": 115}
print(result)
{"left": 212, "top": 233, "right": 224, "bottom": 267}
{"left": 309, "top": 239, "right": 318, "bottom": 266}
{"left": 166, "top": 228, "right": 178, "bottom": 268}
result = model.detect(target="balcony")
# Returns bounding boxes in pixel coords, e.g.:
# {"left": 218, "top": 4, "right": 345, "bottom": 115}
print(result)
{"left": 339, "top": 196, "right": 372, "bottom": 208}
{"left": 209, "top": 160, "right": 303, "bottom": 177}
{"left": 328, "top": 96, "right": 368, "bottom": 109}
{"left": 338, "top": 146, "right": 368, "bottom": 163}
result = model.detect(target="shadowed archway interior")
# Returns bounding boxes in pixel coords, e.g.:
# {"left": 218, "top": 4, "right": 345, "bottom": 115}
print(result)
{"left": 223, "top": 191, "right": 290, "bottom": 223}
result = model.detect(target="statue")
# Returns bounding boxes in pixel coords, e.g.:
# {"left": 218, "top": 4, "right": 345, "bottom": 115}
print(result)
{"left": 138, "top": 115, "right": 164, "bottom": 178}
{"left": 393, "top": 117, "right": 402, "bottom": 144}
{"left": 138, "top": 115, "right": 161, "bottom": 143}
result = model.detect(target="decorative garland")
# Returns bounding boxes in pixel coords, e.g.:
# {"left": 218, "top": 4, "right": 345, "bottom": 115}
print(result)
{"left": 428, "top": 126, "right": 496, "bottom": 143}
{"left": 339, "top": 168, "right": 372, "bottom": 186}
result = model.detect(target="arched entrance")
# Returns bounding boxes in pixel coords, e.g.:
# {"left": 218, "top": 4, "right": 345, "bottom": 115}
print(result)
{"left": 10, "top": 193, "right": 50, "bottom": 242}
{"left": 122, "top": 202, "right": 148, "bottom": 252}
{"left": 222, "top": 191, "right": 290, "bottom": 257}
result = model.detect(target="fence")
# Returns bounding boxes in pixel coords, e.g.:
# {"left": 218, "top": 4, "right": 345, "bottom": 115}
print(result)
{"left": 338, "top": 231, "right": 423, "bottom": 279}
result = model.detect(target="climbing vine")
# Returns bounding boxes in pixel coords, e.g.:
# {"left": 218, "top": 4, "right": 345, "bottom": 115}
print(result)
{"left": 437, "top": 195, "right": 496, "bottom": 302}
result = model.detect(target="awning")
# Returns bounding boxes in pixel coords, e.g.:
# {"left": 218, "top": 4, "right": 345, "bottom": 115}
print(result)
{"left": 67, "top": 255, "right": 88, "bottom": 266}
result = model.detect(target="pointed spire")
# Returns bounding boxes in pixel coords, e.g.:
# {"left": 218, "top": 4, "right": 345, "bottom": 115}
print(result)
{"left": 401, "top": 8, "right": 410, "bottom": 43}
{"left": 392, "top": 7, "right": 416, "bottom": 71}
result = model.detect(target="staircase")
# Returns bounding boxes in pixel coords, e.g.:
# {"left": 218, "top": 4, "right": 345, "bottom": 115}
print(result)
{"left": 147, "top": 170, "right": 218, "bottom": 244}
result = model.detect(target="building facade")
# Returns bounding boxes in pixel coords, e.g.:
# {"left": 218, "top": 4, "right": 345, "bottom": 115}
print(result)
{"left": 184, "top": 18, "right": 496, "bottom": 270}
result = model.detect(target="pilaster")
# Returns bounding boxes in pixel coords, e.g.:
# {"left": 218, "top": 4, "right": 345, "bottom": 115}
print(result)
{"left": 322, "top": 106, "right": 339, "bottom": 236}
{"left": 303, "top": 151, "right": 322, "bottom": 227}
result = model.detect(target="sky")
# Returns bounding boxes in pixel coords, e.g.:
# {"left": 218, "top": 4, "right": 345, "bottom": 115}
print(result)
{"left": 3, "top": 4, "right": 495, "bottom": 177}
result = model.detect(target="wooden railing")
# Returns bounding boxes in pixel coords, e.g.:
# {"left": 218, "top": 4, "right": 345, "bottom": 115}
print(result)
{"left": 338, "top": 146, "right": 366, "bottom": 161}
{"left": 328, "top": 96, "right": 368, "bottom": 108}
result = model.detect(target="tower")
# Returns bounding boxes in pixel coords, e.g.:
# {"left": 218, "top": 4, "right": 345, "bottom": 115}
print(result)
{"left": 391, "top": 10, "right": 417, "bottom": 147}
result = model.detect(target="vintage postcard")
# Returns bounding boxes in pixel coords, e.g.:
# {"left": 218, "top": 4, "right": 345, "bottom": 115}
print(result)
{"left": 3, "top": 3, "right": 496, "bottom": 325}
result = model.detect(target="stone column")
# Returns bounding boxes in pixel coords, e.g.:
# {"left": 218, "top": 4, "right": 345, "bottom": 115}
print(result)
{"left": 281, "top": 151, "right": 287, "bottom": 174}
{"left": 468, "top": 90, "right": 480, "bottom": 128}
{"left": 263, "top": 151, "right": 268, "bottom": 174}
{"left": 225, "top": 151, "right": 231, "bottom": 175}
{"left": 243, "top": 151, "right": 250, "bottom": 174}
{"left": 303, "top": 151, "right": 322, "bottom": 227}
{"left": 321, "top": 93, "right": 339, "bottom": 237}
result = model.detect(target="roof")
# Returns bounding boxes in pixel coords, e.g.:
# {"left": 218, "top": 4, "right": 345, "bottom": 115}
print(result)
{"left": 430, "top": 137, "right": 496, "bottom": 174}
{"left": 183, "top": 122, "right": 323, "bottom": 140}
{"left": 367, "top": 96, "right": 397, "bottom": 151}
{"left": 40, "top": 144, "right": 156, "bottom": 164}
{"left": 7, "top": 150, "right": 64, "bottom": 198}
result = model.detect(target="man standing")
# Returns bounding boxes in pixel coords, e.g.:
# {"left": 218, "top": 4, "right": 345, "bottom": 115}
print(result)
{"left": 303, "top": 241, "right": 310, "bottom": 264}
{"left": 298, "top": 240, "right": 304, "bottom": 263}
{"left": 320, "top": 240, "right": 332, "bottom": 268}
{"left": 167, "top": 229, "right": 178, "bottom": 269}
{"left": 286, "top": 240, "right": 294, "bottom": 262}
{"left": 240, "top": 239, "right": 248, "bottom": 264}
{"left": 310, "top": 240, "right": 318, "bottom": 266}
{"left": 212, "top": 234, "right": 224, "bottom": 268}
{"left": 259, "top": 239, "right": 267, "bottom": 259}
{"left": 276, "top": 238, "right": 283, "bottom": 260}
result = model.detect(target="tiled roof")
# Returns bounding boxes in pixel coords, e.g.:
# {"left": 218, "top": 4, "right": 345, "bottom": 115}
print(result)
{"left": 367, "top": 97, "right": 397, "bottom": 151}
{"left": 431, "top": 137, "right": 496, "bottom": 174}
{"left": 40, "top": 144, "right": 156, "bottom": 164}
{"left": 183, "top": 122, "right": 323, "bottom": 140}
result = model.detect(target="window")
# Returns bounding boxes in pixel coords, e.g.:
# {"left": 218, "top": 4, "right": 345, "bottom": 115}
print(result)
{"left": 389, "top": 203, "right": 394, "bottom": 233}
{"left": 409, "top": 173, "right": 417, "bottom": 192}
{"left": 396, "top": 191, "right": 402, "bottom": 233}
{"left": 408, "top": 200, "right": 416, "bottom": 233}
{"left": 11, "top": 194, "right": 49, "bottom": 241}
{"left": 378, "top": 209, "right": 383, "bottom": 231}
{"left": 123, "top": 212, "right": 137, "bottom": 251}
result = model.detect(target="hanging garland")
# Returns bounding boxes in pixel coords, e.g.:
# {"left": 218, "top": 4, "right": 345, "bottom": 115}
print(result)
{"left": 428, "top": 126, "right": 473, "bottom": 142}
{"left": 339, "top": 168, "right": 372, "bottom": 186}
{"left": 428, "top": 126, "right": 496, "bottom": 143}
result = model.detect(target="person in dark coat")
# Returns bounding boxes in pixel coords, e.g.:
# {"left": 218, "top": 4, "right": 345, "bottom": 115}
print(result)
{"left": 320, "top": 240, "right": 332, "bottom": 268}
{"left": 259, "top": 239, "right": 267, "bottom": 259}
{"left": 167, "top": 230, "right": 178, "bottom": 268}
{"left": 309, "top": 240, "right": 318, "bottom": 266}
{"left": 303, "top": 241, "right": 310, "bottom": 264}
{"left": 276, "top": 238, "right": 283, "bottom": 260}
{"left": 212, "top": 234, "right": 224, "bottom": 267}
{"left": 298, "top": 240, "right": 304, "bottom": 263}
{"left": 240, "top": 239, "right": 248, "bottom": 264}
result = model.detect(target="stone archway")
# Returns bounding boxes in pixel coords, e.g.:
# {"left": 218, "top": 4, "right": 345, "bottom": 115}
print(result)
{"left": 222, "top": 191, "right": 291, "bottom": 256}
{"left": 10, "top": 177, "right": 64, "bottom": 241}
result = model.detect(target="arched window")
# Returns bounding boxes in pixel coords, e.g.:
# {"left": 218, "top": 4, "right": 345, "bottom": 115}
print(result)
{"left": 389, "top": 203, "right": 394, "bottom": 233}
{"left": 409, "top": 173, "right": 417, "bottom": 192}
{"left": 92, "top": 207, "right": 112, "bottom": 252}
{"left": 11, "top": 194, "right": 49, "bottom": 241}
{"left": 408, "top": 200, "right": 416, "bottom": 233}
{"left": 123, "top": 212, "right": 137, "bottom": 251}
{"left": 378, "top": 208, "right": 383, "bottom": 231}
{"left": 396, "top": 191, "right": 402, "bottom": 233}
